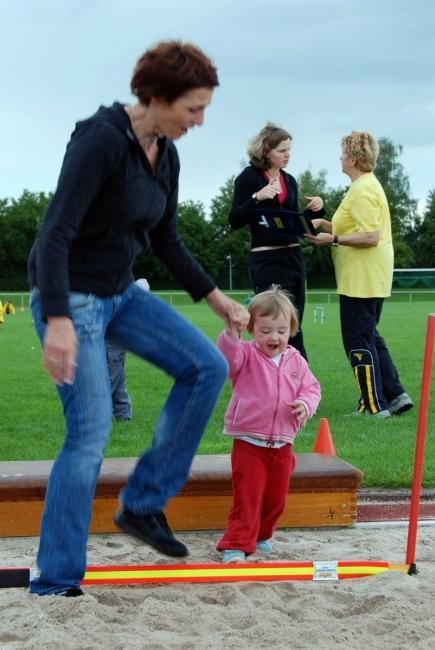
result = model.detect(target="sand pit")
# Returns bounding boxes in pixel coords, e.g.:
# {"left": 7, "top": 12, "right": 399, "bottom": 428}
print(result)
{"left": 1, "top": 524, "right": 434, "bottom": 649}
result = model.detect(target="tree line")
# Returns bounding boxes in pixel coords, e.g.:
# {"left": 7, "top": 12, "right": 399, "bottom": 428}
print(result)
{"left": 0, "top": 137, "right": 434, "bottom": 292}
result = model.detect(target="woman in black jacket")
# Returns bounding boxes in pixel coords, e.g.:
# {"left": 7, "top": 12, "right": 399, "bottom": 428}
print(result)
{"left": 27, "top": 41, "right": 249, "bottom": 597}
{"left": 229, "top": 123, "right": 324, "bottom": 359}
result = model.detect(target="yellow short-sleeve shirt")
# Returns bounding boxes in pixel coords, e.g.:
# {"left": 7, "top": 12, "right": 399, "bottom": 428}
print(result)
{"left": 331, "top": 172, "right": 394, "bottom": 298}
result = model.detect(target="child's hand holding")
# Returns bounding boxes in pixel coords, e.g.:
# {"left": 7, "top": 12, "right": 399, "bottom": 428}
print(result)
{"left": 290, "top": 400, "right": 308, "bottom": 427}
{"left": 225, "top": 327, "right": 242, "bottom": 340}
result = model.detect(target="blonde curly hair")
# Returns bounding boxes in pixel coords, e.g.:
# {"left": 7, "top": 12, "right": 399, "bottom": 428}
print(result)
{"left": 247, "top": 285, "right": 299, "bottom": 338}
{"left": 341, "top": 131, "right": 379, "bottom": 172}
{"left": 247, "top": 123, "right": 292, "bottom": 170}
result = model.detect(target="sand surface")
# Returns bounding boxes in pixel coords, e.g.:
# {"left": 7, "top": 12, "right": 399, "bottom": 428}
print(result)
{"left": 1, "top": 524, "right": 434, "bottom": 649}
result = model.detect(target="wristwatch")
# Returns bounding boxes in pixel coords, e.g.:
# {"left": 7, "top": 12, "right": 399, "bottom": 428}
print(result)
{"left": 252, "top": 192, "right": 258, "bottom": 202}
{"left": 332, "top": 235, "right": 339, "bottom": 246}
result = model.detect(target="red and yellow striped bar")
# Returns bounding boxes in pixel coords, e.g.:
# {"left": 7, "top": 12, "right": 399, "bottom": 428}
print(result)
{"left": 81, "top": 561, "right": 410, "bottom": 585}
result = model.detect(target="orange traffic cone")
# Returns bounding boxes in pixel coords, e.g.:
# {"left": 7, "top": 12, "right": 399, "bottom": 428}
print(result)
{"left": 313, "top": 418, "right": 336, "bottom": 455}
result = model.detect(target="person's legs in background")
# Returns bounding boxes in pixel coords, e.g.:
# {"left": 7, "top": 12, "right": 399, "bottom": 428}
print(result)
{"left": 249, "top": 247, "right": 307, "bottom": 359}
{"left": 105, "top": 340, "right": 132, "bottom": 420}
{"left": 372, "top": 301, "right": 413, "bottom": 414}
{"left": 283, "top": 248, "right": 306, "bottom": 359}
{"left": 340, "top": 295, "right": 388, "bottom": 414}
{"left": 104, "top": 278, "right": 150, "bottom": 421}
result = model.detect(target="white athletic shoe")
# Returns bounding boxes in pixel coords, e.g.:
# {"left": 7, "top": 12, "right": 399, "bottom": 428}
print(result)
{"left": 221, "top": 550, "right": 246, "bottom": 564}
{"left": 256, "top": 540, "right": 273, "bottom": 553}
{"left": 387, "top": 392, "right": 414, "bottom": 415}
{"left": 346, "top": 409, "right": 391, "bottom": 418}
{"left": 373, "top": 409, "right": 392, "bottom": 419}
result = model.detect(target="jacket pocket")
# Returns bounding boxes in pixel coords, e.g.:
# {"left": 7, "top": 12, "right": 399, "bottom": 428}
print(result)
{"left": 68, "top": 292, "right": 103, "bottom": 342}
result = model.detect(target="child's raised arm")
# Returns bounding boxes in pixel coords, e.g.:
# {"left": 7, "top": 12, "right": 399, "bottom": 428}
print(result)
{"left": 216, "top": 329, "right": 248, "bottom": 378}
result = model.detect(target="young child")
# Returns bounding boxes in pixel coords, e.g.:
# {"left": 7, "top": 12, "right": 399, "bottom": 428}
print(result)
{"left": 216, "top": 285, "right": 321, "bottom": 563}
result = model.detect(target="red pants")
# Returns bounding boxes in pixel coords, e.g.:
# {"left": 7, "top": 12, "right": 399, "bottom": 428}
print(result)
{"left": 217, "top": 439, "right": 296, "bottom": 554}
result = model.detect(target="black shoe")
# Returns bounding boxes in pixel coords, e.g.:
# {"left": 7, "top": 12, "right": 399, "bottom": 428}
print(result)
{"left": 114, "top": 508, "right": 188, "bottom": 558}
{"left": 114, "top": 414, "right": 132, "bottom": 421}
{"left": 62, "top": 587, "right": 84, "bottom": 597}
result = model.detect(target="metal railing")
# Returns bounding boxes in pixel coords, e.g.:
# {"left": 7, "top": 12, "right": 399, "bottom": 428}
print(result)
{"left": 1, "top": 288, "right": 434, "bottom": 307}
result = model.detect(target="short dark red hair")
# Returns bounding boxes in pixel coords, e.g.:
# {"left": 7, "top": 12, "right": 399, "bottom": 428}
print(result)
{"left": 131, "top": 40, "right": 219, "bottom": 105}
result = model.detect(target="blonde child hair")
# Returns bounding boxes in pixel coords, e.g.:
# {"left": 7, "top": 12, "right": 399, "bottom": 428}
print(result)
{"left": 247, "top": 285, "right": 299, "bottom": 338}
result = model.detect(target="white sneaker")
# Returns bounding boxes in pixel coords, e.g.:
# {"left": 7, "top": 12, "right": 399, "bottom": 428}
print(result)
{"left": 221, "top": 550, "right": 246, "bottom": 564}
{"left": 346, "top": 409, "right": 391, "bottom": 418}
{"left": 373, "top": 409, "right": 392, "bottom": 419}
{"left": 387, "top": 392, "right": 414, "bottom": 415}
{"left": 256, "top": 540, "right": 273, "bottom": 553}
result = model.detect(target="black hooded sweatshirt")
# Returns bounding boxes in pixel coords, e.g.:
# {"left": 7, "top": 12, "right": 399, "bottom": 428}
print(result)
{"left": 28, "top": 102, "right": 215, "bottom": 320}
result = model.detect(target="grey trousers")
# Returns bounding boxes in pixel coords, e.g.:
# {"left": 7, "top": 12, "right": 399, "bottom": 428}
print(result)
{"left": 106, "top": 340, "right": 132, "bottom": 420}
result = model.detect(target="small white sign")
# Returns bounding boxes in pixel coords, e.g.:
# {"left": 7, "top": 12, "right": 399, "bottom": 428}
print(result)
{"left": 313, "top": 561, "right": 339, "bottom": 581}
{"left": 29, "top": 568, "right": 41, "bottom": 581}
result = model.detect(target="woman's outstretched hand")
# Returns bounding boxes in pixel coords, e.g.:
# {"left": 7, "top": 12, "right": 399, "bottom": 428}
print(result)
{"left": 310, "top": 217, "right": 331, "bottom": 232}
{"left": 43, "top": 316, "right": 78, "bottom": 386}
{"left": 304, "top": 195, "right": 323, "bottom": 212}
{"left": 206, "top": 288, "right": 250, "bottom": 337}
{"left": 305, "top": 217, "right": 333, "bottom": 244}
{"left": 304, "top": 232, "right": 334, "bottom": 246}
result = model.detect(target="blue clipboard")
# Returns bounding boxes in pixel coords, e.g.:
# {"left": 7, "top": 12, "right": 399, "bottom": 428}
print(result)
{"left": 255, "top": 208, "right": 317, "bottom": 237}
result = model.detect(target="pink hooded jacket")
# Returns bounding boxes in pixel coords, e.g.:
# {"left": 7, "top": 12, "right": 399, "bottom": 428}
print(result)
{"left": 217, "top": 331, "right": 321, "bottom": 445}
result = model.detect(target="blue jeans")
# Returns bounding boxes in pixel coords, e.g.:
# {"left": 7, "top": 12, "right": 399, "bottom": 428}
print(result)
{"left": 29, "top": 283, "right": 227, "bottom": 595}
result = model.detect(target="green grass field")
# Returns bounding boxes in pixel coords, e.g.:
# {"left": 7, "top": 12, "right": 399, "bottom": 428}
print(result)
{"left": 0, "top": 293, "right": 433, "bottom": 488}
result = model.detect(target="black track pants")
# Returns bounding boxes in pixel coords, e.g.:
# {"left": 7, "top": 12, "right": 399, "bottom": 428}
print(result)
{"left": 339, "top": 295, "right": 404, "bottom": 412}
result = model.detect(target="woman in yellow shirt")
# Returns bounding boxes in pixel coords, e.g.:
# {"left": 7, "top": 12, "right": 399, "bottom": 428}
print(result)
{"left": 306, "top": 131, "right": 412, "bottom": 417}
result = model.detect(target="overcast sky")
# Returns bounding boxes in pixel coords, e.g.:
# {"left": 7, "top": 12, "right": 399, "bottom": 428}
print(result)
{"left": 1, "top": 0, "right": 434, "bottom": 215}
